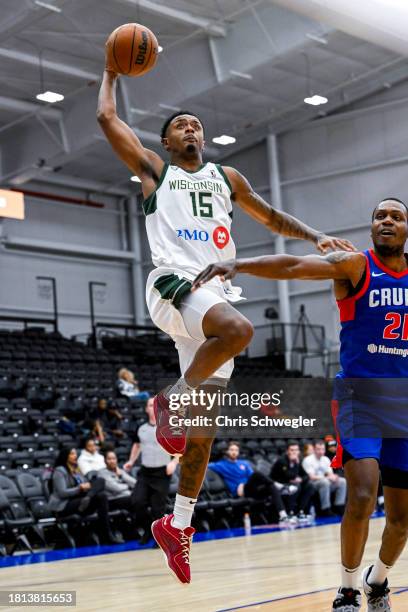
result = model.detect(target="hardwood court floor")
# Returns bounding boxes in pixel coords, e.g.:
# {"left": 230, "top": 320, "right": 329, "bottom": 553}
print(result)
{"left": 1, "top": 517, "right": 407, "bottom": 612}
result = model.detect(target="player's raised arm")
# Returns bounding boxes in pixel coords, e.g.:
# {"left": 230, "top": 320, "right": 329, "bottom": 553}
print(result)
{"left": 96, "top": 70, "right": 164, "bottom": 186}
{"left": 192, "top": 251, "right": 365, "bottom": 289}
{"left": 223, "top": 167, "right": 356, "bottom": 254}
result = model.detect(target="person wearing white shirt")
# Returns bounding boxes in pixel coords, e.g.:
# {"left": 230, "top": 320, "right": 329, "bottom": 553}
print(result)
{"left": 78, "top": 438, "right": 106, "bottom": 476}
{"left": 302, "top": 440, "right": 346, "bottom": 517}
{"left": 117, "top": 368, "right": 150, "bottom": 401}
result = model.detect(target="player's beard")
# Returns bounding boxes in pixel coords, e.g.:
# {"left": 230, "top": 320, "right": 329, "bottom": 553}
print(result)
{"left": 375, "top": 243, "right": 404, "bottom": 257}
{"left": 185, "top": 143, "right": 198, "bottom": 155}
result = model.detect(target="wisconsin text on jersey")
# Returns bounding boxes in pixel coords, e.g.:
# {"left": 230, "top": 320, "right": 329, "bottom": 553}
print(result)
{"left": 169, "top": 179, "right": 223, "bottom": 194}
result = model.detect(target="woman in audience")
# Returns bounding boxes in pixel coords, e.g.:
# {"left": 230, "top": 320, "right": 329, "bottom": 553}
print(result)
{"left": 49, "top": 447, "right": 123, "bottom": 544}
{"left": 117, "top": 368, "right": 150, "bottom": 401}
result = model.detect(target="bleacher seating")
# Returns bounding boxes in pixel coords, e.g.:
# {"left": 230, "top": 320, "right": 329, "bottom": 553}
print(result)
{"left": 0, "top": 326, "right": 331, "bottom": 553}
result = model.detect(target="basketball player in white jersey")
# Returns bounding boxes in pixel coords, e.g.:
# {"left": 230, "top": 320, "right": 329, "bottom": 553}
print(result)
{"left": 97, "top": 66, "right": 354, "bottom": 583}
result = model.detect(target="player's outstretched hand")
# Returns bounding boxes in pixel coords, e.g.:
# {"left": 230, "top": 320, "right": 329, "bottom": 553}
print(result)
{"left": 192, "top": 260, "right": 238, "bottom": 290}
{"left": 316, "top": 234, "right": 357, "bottom": 254}
{"left": 104, "top": 41, "right": 118, "bottom": 75}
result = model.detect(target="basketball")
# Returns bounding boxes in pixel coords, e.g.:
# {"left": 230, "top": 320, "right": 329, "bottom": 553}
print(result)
{"left": 105, "top": 23, "right": 159, "bottom": 77}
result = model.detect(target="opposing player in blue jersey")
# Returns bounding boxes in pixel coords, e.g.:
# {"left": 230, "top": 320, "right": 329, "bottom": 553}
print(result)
{"left": 193, "top": 197, "right": 408, "bottom": 612}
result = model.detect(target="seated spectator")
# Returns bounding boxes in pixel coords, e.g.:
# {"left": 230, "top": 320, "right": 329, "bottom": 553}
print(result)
{"left": 86, "top": 399, "right": 121, "bottom": 444}
{"left": 117, "top": 368, "right": 150, "bottom": 401}
{"left": 208, "top": 441, "right": 289, "bottom": 523}
{"left": 271, "top": 441, "right": 315, "bottom": 518}
{"left": 91, "top": 417, "right": 106, "bottom": 444}
{"left": 103, "top": 400, "right": 126, "bottom": 440}
{"left": 99, "top": 450, "right": 136, "bottom": 510}
{"left": 124, "top": 397, "right": 178, "bottom": 543}
{"left": 49, "top": 447, "right": 122, "bottom": 544}
{"left": 302, "top": 440, "right": 346, "bottom": 517}
{"left": 302, "top": 442, "right": 314, "bottom": 458}
{"left": 57, "top": 413, "right": 77, "bottom": 436}
{"left": 78, "top": 437, "right": 106, "bottom": 476}
{"left": 83, "top": 416, "right": 106, "bottom": 445}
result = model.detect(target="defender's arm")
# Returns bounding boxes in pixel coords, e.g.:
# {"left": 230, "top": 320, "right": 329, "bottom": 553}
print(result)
{"left": 192, "top": 251, "right": 365, "bottom": 289}
{"left": 223, "top": 167, "right": 355, "bottom": 254}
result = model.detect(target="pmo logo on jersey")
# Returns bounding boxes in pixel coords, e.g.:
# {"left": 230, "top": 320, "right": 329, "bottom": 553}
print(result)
{"left": 367, "top": 343, "right": 408, "bottom": 358}
{"left": 176, "top": 226, "right": 230, "bottom": 249}
{"left": 176, "top": 229, "right": 209, "bottom": 242}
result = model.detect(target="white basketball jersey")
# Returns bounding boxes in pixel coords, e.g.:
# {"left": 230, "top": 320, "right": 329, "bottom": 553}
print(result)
{"left": 144, "top": 162, "right": 237, "bottom": 276}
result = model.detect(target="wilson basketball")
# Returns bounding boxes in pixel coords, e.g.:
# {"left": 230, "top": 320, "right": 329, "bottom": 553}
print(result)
{"left": 105, "top": 23, "right": 159, "bottom": 77}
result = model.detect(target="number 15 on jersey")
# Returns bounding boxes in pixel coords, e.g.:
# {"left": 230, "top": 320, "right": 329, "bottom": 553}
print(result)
{"left": 190, "top": 192, "right": 213, "bottom": 218}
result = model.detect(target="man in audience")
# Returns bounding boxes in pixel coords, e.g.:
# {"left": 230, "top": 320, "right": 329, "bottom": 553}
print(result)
{"left": 78, "top": 437, "right": 106, "bottom": 476}
{"left": 302, "top": 439, "right": 347, "bottom": 516}
{"left": 102, "top": 399, "right": 126, "bottom": 440}
{"left": 124, "top": 397, "right": 179, "bottom": 543}
{"left": 90, "top": 398, "right": 125, "bottom": 441}
{"left": 271, "top": 440, "right": 315, "bottom": 518}
{"left": 117, "top": 368, "right": 150, "bottom": 401}
{"left": 208, "top": 441, "right": 289, "bottom": 523}
{"left": 100, "top": 450, "right": 137, "bottom": 510}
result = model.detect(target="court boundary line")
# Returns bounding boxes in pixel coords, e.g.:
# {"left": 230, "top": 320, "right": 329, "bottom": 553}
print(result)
{"left": 215, "top": 587, "right": 335, "bottom": 611}
{"left": 0, "top": 512, "right": 385, "bottom": 569}
{"left": 215, "top": 584, "right": 408, "bottom": 612}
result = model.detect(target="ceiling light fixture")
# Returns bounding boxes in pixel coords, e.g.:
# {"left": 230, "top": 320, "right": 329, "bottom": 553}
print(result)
{"left": 304, "top": 94, "right": 328, "bottom": 106}
{"left": 229, "top": 70, "right": 253, "bottom": 80}
{"left": 130, "top": 107, "right": 150, "bottom": 116}
{"left": 34, "top": 1, "right": 62, "bottom": 12}
{"left": 306, "top": 33, "right": 328, "bottom": 45}
{"left": 212, "top": 135, "right": 236, "bottom": 145}
{"left": 36, "top": 91, "right": 64, "bottom": 103}
{"left": 159, "top": 103, "right": 181, "bottom": 112}
{"left": 130, "top": 176, "right": 141, "bottom": 183}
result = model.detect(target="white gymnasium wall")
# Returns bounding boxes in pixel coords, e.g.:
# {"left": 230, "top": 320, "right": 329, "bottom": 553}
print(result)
{"left": 0, "top": 185, "right": 134, "bottom": 338}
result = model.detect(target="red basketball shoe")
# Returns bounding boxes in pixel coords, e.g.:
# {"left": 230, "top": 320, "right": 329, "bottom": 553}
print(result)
{"left": 151, "top": 514, "right": 195, "bottom": 584}
{"left": 153, "top": 392, "right": 187, "bottom": 455}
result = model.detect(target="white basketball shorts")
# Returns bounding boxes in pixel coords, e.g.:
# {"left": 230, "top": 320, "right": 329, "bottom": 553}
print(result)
{"left": 146, "top": 267, "right": 234, "bottom": 383}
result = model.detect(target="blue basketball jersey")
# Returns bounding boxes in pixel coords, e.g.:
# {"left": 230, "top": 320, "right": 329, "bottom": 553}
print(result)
{"left": 337, "top": 249, "right": 408, "bottom": 379}
{"left": 332, "top": 249, "right": 408, "bottom": 471}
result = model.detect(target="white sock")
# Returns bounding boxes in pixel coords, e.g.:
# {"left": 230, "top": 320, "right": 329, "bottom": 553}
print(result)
{"left": 341, "top": 565, "right": 360, "bottom": 589}
{"left": 369, "top": 557, "right": 392, "bottom": 586}
{"left": 165, "top": 377, "right": 195, "bottom": 402}
{"left": 171, "top": 494, "right": 197, "bottom": 530}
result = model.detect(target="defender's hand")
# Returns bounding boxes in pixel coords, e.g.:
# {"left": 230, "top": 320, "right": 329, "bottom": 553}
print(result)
{"left": 192, "top": 260, "right": 238, "bottom": 290}
{"left": 316, "top": 234, "right": 356, "bottom": 254}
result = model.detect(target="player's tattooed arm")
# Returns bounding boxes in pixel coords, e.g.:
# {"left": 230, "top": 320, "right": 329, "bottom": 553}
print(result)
{"left": 97, "top": 70, "right": 164, "bottom": 191}
{"left": 223, "top": 167, "right": 356, "bottom": 253}
{"left": 192, "top": 251, "right": 366, "bottom": 289}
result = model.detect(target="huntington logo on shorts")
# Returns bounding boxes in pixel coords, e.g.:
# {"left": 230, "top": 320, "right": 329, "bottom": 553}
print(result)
{"left": 213, "top": 226, "right": 230, "bottom": 249}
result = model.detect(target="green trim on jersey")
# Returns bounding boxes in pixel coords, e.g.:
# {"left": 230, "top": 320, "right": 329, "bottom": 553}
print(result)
{"left": 216, "top": 164, "right": 233, "bottom": 193}
{"left": 153, "top": 273, "right": 192, "bottom": 310}
{"left": 142, "top": 163, "right": 169, "bottom": 216}
{"left": 173, "top": 163, "right": 207, "bottom": 174}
